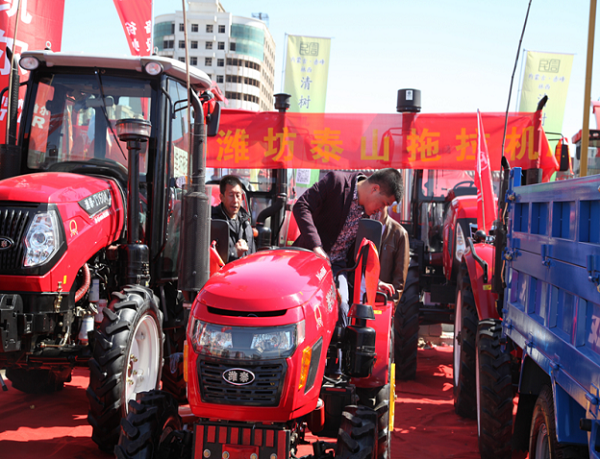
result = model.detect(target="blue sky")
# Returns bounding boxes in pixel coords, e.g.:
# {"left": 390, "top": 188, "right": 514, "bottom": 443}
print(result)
{"left": 63, "top": 0, "right": 599, "bottom": 142}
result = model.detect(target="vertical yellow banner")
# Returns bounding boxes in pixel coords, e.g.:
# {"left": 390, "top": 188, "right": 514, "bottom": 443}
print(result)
{"left": 283, "top": 35, "right": 331, "bottom": 113}
{"left": 519, "top": 51, "right": 574, "bottom": 138}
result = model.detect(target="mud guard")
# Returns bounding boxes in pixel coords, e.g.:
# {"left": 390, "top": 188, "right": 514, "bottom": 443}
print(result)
{"left": 462, "top": 241, "right": 499, "bottom": 320}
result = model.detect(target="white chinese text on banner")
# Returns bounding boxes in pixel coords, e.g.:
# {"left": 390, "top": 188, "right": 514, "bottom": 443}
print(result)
{"left": 113, "top": 0, "right": 152, "bottom": 56}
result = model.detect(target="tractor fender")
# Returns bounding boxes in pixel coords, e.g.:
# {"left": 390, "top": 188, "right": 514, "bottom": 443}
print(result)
{"left": 462, "top": 242, "right": 499, "bottom": 320}
{"left": 352, "top": 297, "right": 394, "bottom": 389}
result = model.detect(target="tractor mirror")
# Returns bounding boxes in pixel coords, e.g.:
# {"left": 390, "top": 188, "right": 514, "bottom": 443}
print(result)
{"left": 210, "top": 219, "right": 229, "bottom": 263}
{"left": 557, "top": 144, "right": 570, "bottom": 172}
{"left": 354, "top": 219, "right": 383, "bottom": 259}
{"left": 207, "top": 101, "right": 222, "bottom": 137}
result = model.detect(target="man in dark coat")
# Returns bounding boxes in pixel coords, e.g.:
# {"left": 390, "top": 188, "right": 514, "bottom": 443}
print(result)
{"left": 211, "top": 175, "right": 255, "bottom": 263}
{"left": 293, "top": 168, "right": 403, "bottom": 326}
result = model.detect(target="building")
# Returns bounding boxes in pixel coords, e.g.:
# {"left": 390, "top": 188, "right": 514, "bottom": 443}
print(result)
{"left": 154, "top": 0, "right": 276, "bottom": 112}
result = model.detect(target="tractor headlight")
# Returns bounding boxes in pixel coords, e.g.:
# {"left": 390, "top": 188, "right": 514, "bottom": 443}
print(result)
{"left": 190, "top": 319, "right": 305, "bottom": 360}
{"left": 24, "top": 211, "right": 62, "bottom": 267}
{"left": 455, "top": 223, "right": 466, "bottom": 262}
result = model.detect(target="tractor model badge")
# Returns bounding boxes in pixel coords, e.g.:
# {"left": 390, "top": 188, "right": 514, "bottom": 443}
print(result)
{"left": 222, "top": 368, "right": 255, "bottom": 386}
{"left": 0, "top": 236, "right": 14, "bottom": 250}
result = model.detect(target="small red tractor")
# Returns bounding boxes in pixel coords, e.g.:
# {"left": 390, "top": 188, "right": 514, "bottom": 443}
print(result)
{"left": 115, "top": 222, "right": 396, "bottom": 459}
{"left": 0, "top": 50, "right": 222, "bottom": 451}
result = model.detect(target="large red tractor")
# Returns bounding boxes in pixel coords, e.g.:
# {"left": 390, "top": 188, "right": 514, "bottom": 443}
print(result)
{"left": 0, "top": 50, "right": 221, "bottom": 451}
{"left": 116, "top": 226, "right": 396, "bottom": 459}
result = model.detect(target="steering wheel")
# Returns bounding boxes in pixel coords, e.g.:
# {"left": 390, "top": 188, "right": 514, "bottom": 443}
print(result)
{"left": 47, "top": 158, "right": 128, "bottom": 186}
{"left": 452, "top": 180, "right": 475, "bottom": 190}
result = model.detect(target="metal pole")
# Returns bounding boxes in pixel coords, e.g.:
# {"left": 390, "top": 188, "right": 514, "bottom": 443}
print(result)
{"left": 182, "top": 0, "right": 192, "bottom": 176}
{"left": 581, "top": 0, "right": 597, "bottom": 177}
{"left": 5, "top": 0, "right": 21, "bottom": 142}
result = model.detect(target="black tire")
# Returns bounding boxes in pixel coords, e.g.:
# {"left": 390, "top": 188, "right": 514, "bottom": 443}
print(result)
{"left": 115, "top": 390, "right": 186, "bottom": 459}
{"left": 393, "top": 257, "right": 419, "bottom": 380}
{"left": 160, "top": 326, "right": 187, "bottom": 404}
{"left": 6, "top": 367, "right": 72, "bottom": 393}
{"left": 87, "top": 286, "right": 164, "bottom": 452}
{"left": 528, "top": 386, "right": 588, "bottom": 459}
{"left": 336, "top": 405, "right": 379, "bottom": 459}
{"left": 476, "top": 319, "right": 512, "bottom": 459}
{"left": 453, "top": 262, "right": 478, "bottom": 419}
{"left": 357, "top": 329, "right": 394, "bottom": 459}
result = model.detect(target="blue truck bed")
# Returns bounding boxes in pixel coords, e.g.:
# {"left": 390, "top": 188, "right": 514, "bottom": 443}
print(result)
{"left": 503, "top": 169, "right": 600, "bottom": 455}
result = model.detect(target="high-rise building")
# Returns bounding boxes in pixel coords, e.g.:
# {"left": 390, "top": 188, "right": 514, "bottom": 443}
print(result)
{"left": 154, "top": 0, "right": 276, "bottom": 112}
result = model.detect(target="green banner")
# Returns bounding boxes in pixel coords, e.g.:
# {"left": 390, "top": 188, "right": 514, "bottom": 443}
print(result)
{"left": 519, "top": 51, "right": 574, "bottom": 139}
{"left": 283, "top": 35, "right": 331, "bottom": 113}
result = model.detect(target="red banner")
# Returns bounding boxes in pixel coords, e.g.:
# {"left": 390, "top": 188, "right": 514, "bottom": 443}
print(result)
{"left": 207, "top": 110, "right": 558, "bottom": 174}
{"left": 113, "top": 0, "right": 152, "bottom": 56}
{"left": 475, "top": 110, "right": 497, "bottom": 234}
{"left": 0, "top": 0, "right": 65, "bottom": 143}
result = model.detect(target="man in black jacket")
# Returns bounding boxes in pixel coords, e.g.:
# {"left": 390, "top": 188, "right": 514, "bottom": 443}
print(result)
{"left": 211, "top": 175, "right": 256, "bottom": 262}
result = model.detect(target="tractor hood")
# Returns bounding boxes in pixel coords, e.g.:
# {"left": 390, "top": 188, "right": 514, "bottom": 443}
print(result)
{"left": 0, "top": 172, "right": 112, "bottom": 203}
{"left": 198, "top": 249, "right": 333, "bottom": 312}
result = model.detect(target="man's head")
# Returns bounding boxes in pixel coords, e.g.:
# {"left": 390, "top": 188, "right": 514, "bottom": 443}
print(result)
{"left": 358, "top": 168, "right": 403, "bottom": 216}
{"left": 219, "top": 175, "right": 245, "bottom": 219}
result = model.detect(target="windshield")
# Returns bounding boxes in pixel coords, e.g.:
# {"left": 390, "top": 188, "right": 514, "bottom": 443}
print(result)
{"left": 420, "top": 170, "right": 501, "bottom": 198}
{"left": 25, "top": 73, "right": 152, "bottom": 172}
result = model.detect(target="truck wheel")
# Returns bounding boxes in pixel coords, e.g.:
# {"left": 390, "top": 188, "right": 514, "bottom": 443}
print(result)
{"left": 357, "top": 331, "right": 394, "bottom": 459}
{"left": 528, "top": 385, "right": 588, "bottom": 459}
{"left": 453, "top": 262, "right": 478, "bottom": 419}
{"left": 6, "top": 367, "right": 72, "bottom": 393}
{"left": 87, "top": 286, "right": 164, "bottom": 452}
{"left": 476, "top": 319, "right": 512, "bottom": 459}
{"left": 336, "top": 405, "right": 378, "bottom": 459}
{"left": 115, "top": 390, "right": 186, "bottom": 459}
{"left": 393, "top": 258, "right": 419, "bottom": 380}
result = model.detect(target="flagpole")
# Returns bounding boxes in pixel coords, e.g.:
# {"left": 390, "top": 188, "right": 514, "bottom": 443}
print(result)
{"left": 514, "top": 48, "right": 526, "bottom": 112}
{"left": 581, "top": 0, "right": 597, "bottom": 177}
{"left": 280, "top": 33, "right": 288, "bottom": 93}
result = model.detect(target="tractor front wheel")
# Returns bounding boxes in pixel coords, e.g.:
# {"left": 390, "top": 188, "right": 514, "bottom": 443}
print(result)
{"left": 115, "top": 390, "right": 186, "bottom": 459}
{"left": 453, "top": 262, "right": 478, "bottom": 419}
{"left": 336, "top": 405, "right": 379, "bottom": 459}
{"left": 87, "top": 286, "right": 164, "bottom": 452}
{"left": 476, "top": 319, "right": 512, "bottom": 459}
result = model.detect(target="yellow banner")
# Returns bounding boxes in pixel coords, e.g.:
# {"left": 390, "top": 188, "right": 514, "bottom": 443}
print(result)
{"left": 283, "top": 35, "right": 331, "bottom": 113}
{"left": 519, "top": 51, "right": 573, "bottom": 139}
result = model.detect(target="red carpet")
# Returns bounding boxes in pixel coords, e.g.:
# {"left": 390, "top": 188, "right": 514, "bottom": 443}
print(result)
{"left": 0, "top": 346, "right": 489, "bottom": 458}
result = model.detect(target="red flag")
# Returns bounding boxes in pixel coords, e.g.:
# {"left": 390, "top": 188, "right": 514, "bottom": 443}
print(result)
{"left": 113, "top": 0, "right": 152, "bottom": 56}
{"left": 0, "top": 0, "right": 65, "bottom": 143}
{"left": 475, "top": 110, "right": 497, "bottom": 234}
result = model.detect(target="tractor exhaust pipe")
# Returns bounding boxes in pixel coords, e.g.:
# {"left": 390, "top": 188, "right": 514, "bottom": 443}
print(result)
{"left": 178, "top": 89, "right": 210, "bottom": 300}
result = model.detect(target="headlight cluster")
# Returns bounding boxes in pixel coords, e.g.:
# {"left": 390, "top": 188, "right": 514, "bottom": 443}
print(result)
{"left": 24, "top": 211, "right": 62, "bottom": 267}
{"left": 190, "top": 319, "right": 305, "bottom": 360}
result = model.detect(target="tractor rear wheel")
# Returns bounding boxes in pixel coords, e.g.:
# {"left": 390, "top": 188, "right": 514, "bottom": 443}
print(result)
{"left": 393, "top": 257, "right": 419, "bottom": 380}
{"left": 6, "top": 367, "right": 72, "bottom": 393}
{"left": 115, "top": 390, "right": 186, "bottom": 459}
{"left": 528, "top": 385, "right": 588, "bottom": 459}
{"left": 87, "top": 286, "right": 164, "bottom": 452}
{"left": 336, "top": 405, "right": 379, "bottom": 459}
{"left": 476, "top": 319, "right": 512, "bottom": 459}
{"left": 453, "top": 262, "right": 478, "bottom": 419}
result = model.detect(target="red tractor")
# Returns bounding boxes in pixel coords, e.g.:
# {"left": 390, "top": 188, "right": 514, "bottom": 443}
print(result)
{"left": 116, "top": 224, "right": 396, "bottom": 459}
{"left": 0, "top": 50, "right": 221, "bottom": 451}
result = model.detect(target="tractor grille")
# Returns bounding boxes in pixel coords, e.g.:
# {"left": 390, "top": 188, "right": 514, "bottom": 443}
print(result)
{"left": 0, "top": 207, "right": 30, "bottom": 271}
{"left": 198, "top": 359, "right": 286, "bottom": 407}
